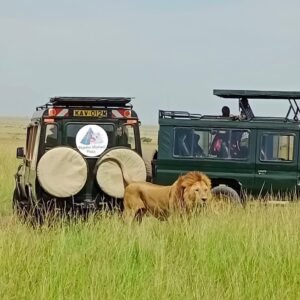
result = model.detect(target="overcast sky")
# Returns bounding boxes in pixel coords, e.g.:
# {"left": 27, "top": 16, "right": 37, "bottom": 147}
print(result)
{"left": 1, "top": 0, "right": 300, "bottom": 124}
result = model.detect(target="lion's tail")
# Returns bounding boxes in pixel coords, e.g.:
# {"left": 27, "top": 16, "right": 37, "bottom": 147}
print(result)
{"left": 96, "top": 156, "right": 133, "bottom": 186}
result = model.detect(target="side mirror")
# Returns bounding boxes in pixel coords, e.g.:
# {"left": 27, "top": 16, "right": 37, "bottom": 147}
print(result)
{"left": 16, "top": 147, "right": 25, "bottom": 159}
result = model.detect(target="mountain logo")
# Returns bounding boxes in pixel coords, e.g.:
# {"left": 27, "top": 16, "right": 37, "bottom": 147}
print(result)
{"left": 76, "top": 125, "right": 108, "bottom": 157}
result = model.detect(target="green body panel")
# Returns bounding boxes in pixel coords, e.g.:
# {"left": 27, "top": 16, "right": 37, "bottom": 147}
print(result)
{"left": 153, "top": 118, "right": 300, "bottom": 196}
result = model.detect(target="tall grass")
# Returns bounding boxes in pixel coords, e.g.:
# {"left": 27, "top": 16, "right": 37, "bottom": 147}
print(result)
{"left": 0, "top": 207, "right": 299, "bottom": 299}
{"left": 0, "top": 140, "right": 23, "bottom": 216}
{"left": 0, "top": 119, "right": 299, "bottom": 299}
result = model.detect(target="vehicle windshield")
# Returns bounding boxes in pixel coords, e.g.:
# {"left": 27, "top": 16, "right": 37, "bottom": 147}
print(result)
{"left": 65, "top": 122, "right": 137, "bottom": 151}
{"left": 66, "top": 123, "right": 115, "bottom": 148}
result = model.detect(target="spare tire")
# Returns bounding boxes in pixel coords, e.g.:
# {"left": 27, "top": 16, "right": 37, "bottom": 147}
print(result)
{"left": 37, "top": 147, "right": 88, "bottom": 198}
{"left": 96, "top": 147, "right": 146, "bottom": 198}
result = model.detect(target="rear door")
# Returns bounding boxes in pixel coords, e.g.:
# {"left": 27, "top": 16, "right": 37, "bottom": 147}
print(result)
{"left": 254, "top": 130, "right": 298, "bottom": 195}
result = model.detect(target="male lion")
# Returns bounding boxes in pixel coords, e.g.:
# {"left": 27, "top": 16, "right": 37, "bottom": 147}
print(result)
{"left": 123, "top": 171, "right": 211, "bottom": 222}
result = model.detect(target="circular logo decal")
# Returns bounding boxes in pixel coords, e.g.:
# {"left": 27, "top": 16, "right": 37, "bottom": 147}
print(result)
{"left": 76, "top": 125, "right": 108, "bottom": 157}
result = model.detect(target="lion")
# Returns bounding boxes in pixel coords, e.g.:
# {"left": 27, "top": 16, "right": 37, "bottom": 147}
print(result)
{"left": 123, "top": 171, "right": 211, "bottom": 222}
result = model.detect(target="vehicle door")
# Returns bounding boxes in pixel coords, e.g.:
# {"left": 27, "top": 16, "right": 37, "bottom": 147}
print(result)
{"left": 254, "top": 130, "right": 298, "bottom": 195}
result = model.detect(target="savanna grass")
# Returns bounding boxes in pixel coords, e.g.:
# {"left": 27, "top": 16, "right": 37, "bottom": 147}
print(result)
{"left": 0, "top": 119, "right": 299, "bottom": 299}
{"left": 0, "top": 207, "right": 299, "bottom": 299}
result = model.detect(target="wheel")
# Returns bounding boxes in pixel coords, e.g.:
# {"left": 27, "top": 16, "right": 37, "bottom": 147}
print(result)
{"left": 144, "top": 158, "right": 152, "bottom": 181}
{"left": 211, "top": 185, "right": 241, "bottom": 202}
{"left": 12, "top": 188, "right": 31, "bottom": 220}
{"left": 13, "top": 187, "right": 46, "bottom": 225}
{"left": 143, "top": 149, "right": 157, "bottom": 182}
{"left": 210, "top": 185, "right": 244, "bottom": 213}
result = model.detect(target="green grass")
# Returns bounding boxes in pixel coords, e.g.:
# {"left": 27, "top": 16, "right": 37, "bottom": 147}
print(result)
{"left": 1, "top": 208, "right": 299, "bottom": 299}
{"left": 0, "top": 119, "right": 300, "bottom": 299}
{"left": 0, "top": 118, "right": 26, "bottom": 215}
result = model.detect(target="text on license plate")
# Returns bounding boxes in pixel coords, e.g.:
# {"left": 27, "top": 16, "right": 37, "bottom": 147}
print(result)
{"left": 73, "top": 110, "right": 107, "bottom": 117}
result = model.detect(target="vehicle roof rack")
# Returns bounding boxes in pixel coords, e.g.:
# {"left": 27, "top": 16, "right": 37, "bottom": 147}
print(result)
{"left": 36, "top": 97, "right": 134, "bottom": 111}
{"left": 214, "top": 89, "right": 300, "bottom": 121}
{"left": 159, "top": 110, "right": 202, "bottom": 120}
{"left": 50, "top": 97, "right": 132, "bottom": 107}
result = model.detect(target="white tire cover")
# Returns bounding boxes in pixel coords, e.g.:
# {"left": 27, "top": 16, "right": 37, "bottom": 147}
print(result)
{"left": 37, "top": 147, "right": 88, "bottom": 198}
{"left": 96, "top": 148, "right": 146, "bottom": 198}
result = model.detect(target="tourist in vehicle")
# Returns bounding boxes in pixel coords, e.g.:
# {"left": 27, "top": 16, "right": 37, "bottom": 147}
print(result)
{"left": 222, "top": 106, "right": 230, "bottom": 117}
{"left": 210, "top": 131, "right": 229, "bottom": 158}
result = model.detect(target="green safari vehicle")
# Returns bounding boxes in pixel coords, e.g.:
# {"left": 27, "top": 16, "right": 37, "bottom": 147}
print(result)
{"left": 13, "top": 97, "right": 147, "bottom": 220}
{"left": 152, "top": 89, "right": 300, "bottom": 201}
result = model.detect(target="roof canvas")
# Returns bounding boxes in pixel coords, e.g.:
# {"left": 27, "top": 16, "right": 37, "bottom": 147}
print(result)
{"left": 213, "top": 89, "right": 300, "bottom": 99}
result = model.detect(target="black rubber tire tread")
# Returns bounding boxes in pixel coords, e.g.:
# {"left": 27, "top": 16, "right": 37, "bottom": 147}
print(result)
{"left": 143, "top": 149, "right": 157, "bottom": 181}
{"left": 211, "top": 185, "right": 242, "bottom": 204}
{"left": 12, "top": 188, "right": 31, "bottom": 221}
{"left": 143, "top": 157, "right": 152, "bottom": 181}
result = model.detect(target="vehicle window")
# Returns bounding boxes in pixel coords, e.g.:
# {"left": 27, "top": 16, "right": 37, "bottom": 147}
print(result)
{"left": 66, "top": 123, "right": 114, "bottom": 148}
{"left": 260, "top": 133, "right": 294, "bottom": 162}
{"left": 230, "top": 130, "right": 249, "bottom": 159}
{"left": 174, "top": 128, "right": 194, "bottom": 156}
{"left": 26, "top": 126, "right": 38, "bottom": 160}
{"left": 45, "top": 124, "right": 58, "bottom": 148}
{"left": 25, "top": 127, "right": 32, "bottom": 160}
{"left": 208, "top": 129, "right": 230, "bottom": 158}
{"left": 174, "top": 128, "right": 249, "bottom": 160}
{"left": 117, "top": 125, "right": 136, "bottom": 150}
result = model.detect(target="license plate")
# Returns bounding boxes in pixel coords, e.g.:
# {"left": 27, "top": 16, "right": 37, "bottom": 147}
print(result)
{"left": 73, "top": 110, "right": 107, "bottom": 117}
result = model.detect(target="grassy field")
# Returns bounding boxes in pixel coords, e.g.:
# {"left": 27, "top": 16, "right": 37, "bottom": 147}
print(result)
{"left": 0, "top": 118, "right": 300, "bottom": 299}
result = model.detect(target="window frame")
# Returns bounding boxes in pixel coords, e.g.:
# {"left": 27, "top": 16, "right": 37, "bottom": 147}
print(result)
{"left": 26, "top": 125, "right": 38, "bottom": 161}
{"left": 172, "top": 127, "right": 251, "bottom": 161}
{"left": 259, "top": 132, "right": 295, "bottom": 163}
{"left": 121, "top": 123, "right": 137, "bottom": 150}
{"left": 44, "top": 123, "right": 58, "bottom": 150}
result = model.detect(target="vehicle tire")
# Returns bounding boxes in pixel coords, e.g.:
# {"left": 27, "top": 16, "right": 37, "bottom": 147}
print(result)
{"left": 143, "top": 149, "right": 157, "bottom": 182}
{"left": 144, "top": 158, "right": 152, "bottom": 181}
{"left": 13, "top": 187, "right": 48, "bottom": 225}
{"left": 96, "top": 147, "right": 147, "bottom": 199}
{"left": 37, "top": 147, "right": 88, "bottom": 198}
{"left": 12, "top": 188, "right": 31, "bottom": 220}
{"left": 211, "top": 185, "right": 242, "bottom": 203}
{"left": 211, "top": 185, "right": 243, "bottom": 212}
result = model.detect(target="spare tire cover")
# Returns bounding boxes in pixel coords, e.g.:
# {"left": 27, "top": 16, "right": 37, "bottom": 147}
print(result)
{"left": 96, "top": 148, "right": 146, "bottom": 198}
{"left": 37, "top": 147, "right": 88, "bottom": 198}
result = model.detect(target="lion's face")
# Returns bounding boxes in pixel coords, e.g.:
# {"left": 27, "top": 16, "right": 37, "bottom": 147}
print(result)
{"left": 183, "top": 180, "right": 211, "bottom": 208}
{"left": 175, "top": 171, "right": 211, "bottom": 210}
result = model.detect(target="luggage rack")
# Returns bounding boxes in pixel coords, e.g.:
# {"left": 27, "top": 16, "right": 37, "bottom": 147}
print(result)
{"left": 214, "top": 89, "right": 300, "bottom": 121}
{"left": 159, "top": 110, "right": 202, "bottom": 120}
{"left": 36, "top": 97, "right": 134, "bottom": 111}
{"left": 286, "top": 99, "right": 300, "bottom": 121}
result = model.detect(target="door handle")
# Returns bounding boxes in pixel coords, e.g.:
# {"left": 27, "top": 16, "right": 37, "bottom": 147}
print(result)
{"left": 258, "top": 169, "right": 267, "bottom": 175}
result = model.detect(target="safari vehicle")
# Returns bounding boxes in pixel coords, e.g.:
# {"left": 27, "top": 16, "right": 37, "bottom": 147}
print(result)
{"left": 152, "top": 89, "right": 300, "bottom": 201}
{"left": 13, "top": 97, "right": 147, "bottom": 219}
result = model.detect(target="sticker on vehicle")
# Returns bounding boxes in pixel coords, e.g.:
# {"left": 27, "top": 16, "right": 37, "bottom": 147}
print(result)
{"left": 75, "top": 125, "right": 108, "bottom": 157}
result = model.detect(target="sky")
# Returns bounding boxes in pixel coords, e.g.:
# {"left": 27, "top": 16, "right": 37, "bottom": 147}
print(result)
{"left": 1, "top": 0, "right": 300, "bottom": 124}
